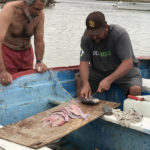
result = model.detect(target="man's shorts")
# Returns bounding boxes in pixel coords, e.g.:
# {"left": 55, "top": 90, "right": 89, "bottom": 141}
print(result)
{"left": 2, "top": 44, "right": 34, "bottom": 74}
{"left": 89, "top": 67, "right": 142, "bottom": 94}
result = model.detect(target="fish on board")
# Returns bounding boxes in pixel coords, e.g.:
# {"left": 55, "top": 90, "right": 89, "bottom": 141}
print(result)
{"left": 81, "top": 96, "right": 100, "bottom": 105}
{"left": 43, "top": 104, "right": 88, "bottom": 127}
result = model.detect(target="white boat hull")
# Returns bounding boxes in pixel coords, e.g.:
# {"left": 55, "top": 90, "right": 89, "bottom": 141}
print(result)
{"left": 113, "top": 2, "right": 150, "bottom": 11}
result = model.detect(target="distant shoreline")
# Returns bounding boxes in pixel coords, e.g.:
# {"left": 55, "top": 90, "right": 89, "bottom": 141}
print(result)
{"left": 0, "top": 0, "right": 150, "bottom": 3}
{"left": 96, "top": 0, "right": 150, "bottom": 3}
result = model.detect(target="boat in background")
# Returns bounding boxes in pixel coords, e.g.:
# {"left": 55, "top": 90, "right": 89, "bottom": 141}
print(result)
{"left": 113, "top": 1, "right": 150, "bottom": 11}
{"left": 0, "top": 57, "right": 150, "bottom": 150}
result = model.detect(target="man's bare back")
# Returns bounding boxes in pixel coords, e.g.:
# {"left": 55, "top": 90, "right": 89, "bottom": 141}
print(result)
{"left": 3, "top": 1, "right": 42, "bottom": 50}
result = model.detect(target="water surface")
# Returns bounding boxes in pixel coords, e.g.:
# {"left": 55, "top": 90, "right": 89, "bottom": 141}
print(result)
{"left": 29, "top": 0, "right": 150, "bottom": 67}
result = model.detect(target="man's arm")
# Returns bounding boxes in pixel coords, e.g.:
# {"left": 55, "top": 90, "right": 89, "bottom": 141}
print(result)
{"left": 97, "top": 58, "right": 133, "bottom": 92}
{"left": 0, "top": 5, "right": 14, "bottom": 69}
{"left": 79, "top": 36, "right": 93, "bottom": 98}
{"left": 80, "top": 61, "right": 92, "bottom": 98}
{"left": 34, "top": 11, "right": 47, "bottom": 72}
{"left": 107, "top": 58, "right": 133, "bottom": 83}
{"left": 80, "top": 61, "right": 89, "bottom": 85}
{"left": 98, "top": 29, "right": 134, "bottom": 92}
{"left": 0, "top": 4, "right": 14, "bottom": 85}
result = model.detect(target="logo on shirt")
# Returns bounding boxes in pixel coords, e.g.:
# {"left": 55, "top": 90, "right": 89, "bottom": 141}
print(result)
{"left": 93, "top": 50, "right": 111, "bottom": 57}
{"left": 80, "top": 49, "right": 84, "bottom": 57}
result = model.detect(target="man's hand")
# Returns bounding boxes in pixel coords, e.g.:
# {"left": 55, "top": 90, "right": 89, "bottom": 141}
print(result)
{"left": 35, "top": 62, "right": 47, "bottom": 73}
{"left": 80, "top": 82, "right": 92, "bottom": 99}
{"left": 97, "top": 77, "right": 112, "bottom": 93}
{"left": 0, "top": 70, "right": 12, "bottom": 86}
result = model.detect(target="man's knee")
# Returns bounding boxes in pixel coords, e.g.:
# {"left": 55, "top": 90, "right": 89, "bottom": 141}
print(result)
{"left": 129, "top": 86, "right": 141, "bottom": 96}
{"left": 75, "top": 73, "right": 81, "bottom": 97}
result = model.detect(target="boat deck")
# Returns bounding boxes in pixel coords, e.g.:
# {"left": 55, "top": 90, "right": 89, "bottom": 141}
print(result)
{"left": 0, "top": 99, "right": 119, "bottom": 149}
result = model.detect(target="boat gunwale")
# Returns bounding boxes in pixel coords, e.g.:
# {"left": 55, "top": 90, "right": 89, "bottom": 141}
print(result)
{"left": 12, "top": 65, "right": 79, "bottom": 80}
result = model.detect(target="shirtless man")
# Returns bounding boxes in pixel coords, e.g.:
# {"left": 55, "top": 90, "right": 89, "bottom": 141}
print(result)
{"left": 78, "top": 11, "right": 142, "bottom": 98}
{"left": 0, "top": 0, "right": 48, "bottom": 86}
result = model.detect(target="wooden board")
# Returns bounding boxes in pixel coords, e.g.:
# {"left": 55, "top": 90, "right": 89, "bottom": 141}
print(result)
{"left": 0, "top": 99, "right": 120, "bottom": 149}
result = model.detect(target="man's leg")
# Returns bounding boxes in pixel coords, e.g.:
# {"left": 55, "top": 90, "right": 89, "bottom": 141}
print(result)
{"left": 75, "top": 73, "right": 82, "bottom": 97}
{"left": 75, "top": 73, "right": 100, "bottom": 97}
{"left": 129, "top": 85, "right": 141, "bottom": 96}
{"left": 115, "top": 67, "right": 142, "bottom": 96}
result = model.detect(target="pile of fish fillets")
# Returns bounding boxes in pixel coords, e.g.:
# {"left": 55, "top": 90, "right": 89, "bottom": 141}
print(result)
{"left": 43, "top": 104, "right": 88, "bottom": 127}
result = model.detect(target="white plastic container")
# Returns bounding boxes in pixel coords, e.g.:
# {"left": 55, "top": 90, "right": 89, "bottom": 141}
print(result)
{"left": 124, "top": 97, "right": 150, "bottom": 118}
{"left": 123, "top": 78, "right": 150, "bottom": 118}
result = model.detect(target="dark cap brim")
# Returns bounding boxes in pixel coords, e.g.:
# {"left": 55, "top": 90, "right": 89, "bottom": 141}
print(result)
{"left": 84, "top": 27, "right": 104, "bottom": 36}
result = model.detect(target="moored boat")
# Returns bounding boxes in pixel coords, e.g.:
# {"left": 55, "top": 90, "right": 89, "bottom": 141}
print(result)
{"left": 0, "top": 57, "right": 150, "bottom": 150}
{"left": 113, "top": 1, "right": 150, "bottom": 11}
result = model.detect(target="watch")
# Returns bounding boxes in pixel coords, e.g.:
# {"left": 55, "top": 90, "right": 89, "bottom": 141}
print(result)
{"left": 36, "top": 60, "right": 42, "bottom": 64}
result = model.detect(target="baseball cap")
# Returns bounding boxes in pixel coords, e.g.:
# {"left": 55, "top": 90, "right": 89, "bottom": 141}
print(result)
{"left": 84, "top": 11, "right": 107, "bottom": 36}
